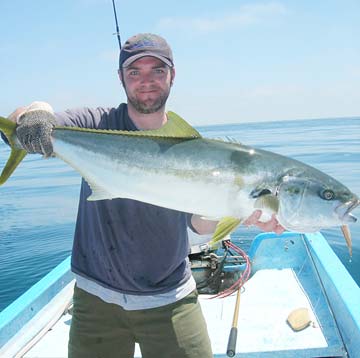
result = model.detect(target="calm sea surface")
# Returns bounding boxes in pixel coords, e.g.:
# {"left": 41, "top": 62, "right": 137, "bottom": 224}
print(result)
{"left": 0, "top": 117, "right": 359, "bottom": 311}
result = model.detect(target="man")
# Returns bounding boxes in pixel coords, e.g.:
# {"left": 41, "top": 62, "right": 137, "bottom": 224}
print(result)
{"left": 10, "top": 33, "right": 283, "bottom": 358}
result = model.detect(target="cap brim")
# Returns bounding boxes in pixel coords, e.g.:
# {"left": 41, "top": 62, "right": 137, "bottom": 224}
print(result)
{"left": 122, "top": 52, "right": 173, "bottom": 68}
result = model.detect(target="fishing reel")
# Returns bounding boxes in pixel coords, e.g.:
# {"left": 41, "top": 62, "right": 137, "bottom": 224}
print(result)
{"left": 188, "top": 232, "right": 249, "bottom": 295}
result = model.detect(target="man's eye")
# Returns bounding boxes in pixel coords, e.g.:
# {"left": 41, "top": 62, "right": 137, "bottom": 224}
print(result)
{"left": 155, "top": 69, "right": 165, "bottom": 74}
{"left": 129, "top": 70, "right": 139, "bottom": 76}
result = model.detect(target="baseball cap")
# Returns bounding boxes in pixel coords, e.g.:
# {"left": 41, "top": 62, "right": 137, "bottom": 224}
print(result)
{"left": 119, "top": 33, "right": 174, "bottom": 69}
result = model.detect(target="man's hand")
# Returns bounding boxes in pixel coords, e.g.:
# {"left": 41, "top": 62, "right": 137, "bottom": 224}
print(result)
{"left": 243, "top": 210, "right": 285, "bottom": 234}
{"left": 8, "top": 107, "right": 27, "bottom": 122}
{"left": 14, "top": 102, "right": 57, "bottom": 157}
{"left": 191, "top": 210, "right": 285, "bottom": 236}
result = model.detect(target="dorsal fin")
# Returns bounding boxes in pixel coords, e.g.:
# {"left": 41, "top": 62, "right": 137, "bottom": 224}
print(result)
{"left": 55, "top": 111, "right": 202, "bottom": 139}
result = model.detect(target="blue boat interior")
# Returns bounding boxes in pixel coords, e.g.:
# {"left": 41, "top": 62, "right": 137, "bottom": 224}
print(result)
{"left": 245, "top": 232, "right": 346, "bottom": 357}
{"left": 0, "top": 232, "right": 359, "bottom": 357}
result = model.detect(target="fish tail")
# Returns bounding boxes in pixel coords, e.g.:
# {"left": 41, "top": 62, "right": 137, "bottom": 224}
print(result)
{"left": 0, "top": 116, "right": 27, "bottom": 185}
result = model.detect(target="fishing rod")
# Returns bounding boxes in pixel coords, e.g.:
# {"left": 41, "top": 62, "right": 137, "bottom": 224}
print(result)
{"left": 226, "top": 288, "right": 241, "bottom": 357}
{"left": 111, "top": 0, "right": 122, "bottom": 50}
{"left": 223, "top": 241, "right": 251, "bottom": 357}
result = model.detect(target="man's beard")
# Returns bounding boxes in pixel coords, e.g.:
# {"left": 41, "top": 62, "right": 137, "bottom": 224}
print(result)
{"left": 126, "top": 86, "right": 171, "bottom": 114}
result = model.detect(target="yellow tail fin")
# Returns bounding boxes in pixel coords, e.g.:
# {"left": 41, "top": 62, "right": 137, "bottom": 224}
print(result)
{"left": 0, "top": 116, "right": 27, "bottom": 185}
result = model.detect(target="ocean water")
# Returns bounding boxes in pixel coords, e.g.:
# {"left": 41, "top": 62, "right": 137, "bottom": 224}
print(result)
{"left": 0, "top": 117, "right": 359, "bottom": 311}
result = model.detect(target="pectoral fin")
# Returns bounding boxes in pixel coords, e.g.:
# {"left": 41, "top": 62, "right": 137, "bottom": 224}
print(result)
{"left": 85, "top": 180, "right": 117, "bottom": 201}
{"left": 209, "top": 217, "right": 242, "bottom": 249}
{"left": 254, "top": 194, "right": 279, "bottom": 213}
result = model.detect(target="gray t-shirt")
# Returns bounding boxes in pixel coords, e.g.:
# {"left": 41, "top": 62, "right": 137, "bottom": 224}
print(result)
{"left": 56, "top": 104, "right": 192, "bottom": 295}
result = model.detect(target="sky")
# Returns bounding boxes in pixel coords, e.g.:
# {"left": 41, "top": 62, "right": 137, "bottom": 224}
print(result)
{"left": 0, "top": 0, "right": 359, "bottom": 125}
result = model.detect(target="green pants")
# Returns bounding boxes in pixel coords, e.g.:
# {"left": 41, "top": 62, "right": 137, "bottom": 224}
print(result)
{"left": 68, "top": 285, "right": 213, "bottom": 358}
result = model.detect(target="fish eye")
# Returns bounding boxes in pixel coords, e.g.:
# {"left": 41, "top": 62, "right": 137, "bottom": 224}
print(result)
{"left": 321, "top": 189, "right": 335, "bottom": 201}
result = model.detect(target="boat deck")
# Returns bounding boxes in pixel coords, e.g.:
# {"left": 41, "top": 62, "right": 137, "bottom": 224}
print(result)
{"left": 24, "top": 269, "right": 342, "bottom": 358}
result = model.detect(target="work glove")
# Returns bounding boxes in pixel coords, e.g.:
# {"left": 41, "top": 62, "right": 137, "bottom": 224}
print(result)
{"left": 15, "top": 102, "right": 57, "bottom": 157}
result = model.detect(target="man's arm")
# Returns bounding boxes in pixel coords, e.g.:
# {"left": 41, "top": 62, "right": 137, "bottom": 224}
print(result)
{"left": 3, "top": 101, "right": 103, "bottom": 156}
{"left": 191, "top": 215, "right": 218, "bottom": 235}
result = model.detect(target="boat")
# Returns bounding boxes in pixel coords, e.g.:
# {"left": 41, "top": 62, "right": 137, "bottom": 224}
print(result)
{"left": 0, "top": 231, "right": 359, "bottom": 357}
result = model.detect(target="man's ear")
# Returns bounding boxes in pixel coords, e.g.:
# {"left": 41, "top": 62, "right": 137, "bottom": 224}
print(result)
{"left": 118, "top": 69, "right": 124, "bottom": 86}
{"left": 170, "top": 67, "right": 176, "bottom": 86}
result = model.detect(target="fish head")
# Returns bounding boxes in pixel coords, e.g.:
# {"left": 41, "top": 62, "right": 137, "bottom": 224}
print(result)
{"left": 275, "top": 170, "right": 359, "bottom": 232}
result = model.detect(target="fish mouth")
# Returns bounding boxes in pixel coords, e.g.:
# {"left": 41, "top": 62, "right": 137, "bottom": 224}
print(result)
{"left": 336, "top": 198, "right": 360, "bottom": 223}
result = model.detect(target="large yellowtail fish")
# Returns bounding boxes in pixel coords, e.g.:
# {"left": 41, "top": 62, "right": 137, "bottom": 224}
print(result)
{"left": 0, "top": 113, "right": 358, "bottom": 254}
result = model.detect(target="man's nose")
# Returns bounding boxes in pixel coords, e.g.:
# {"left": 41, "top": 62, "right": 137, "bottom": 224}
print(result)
{"left": 140, "top": 72, "right": 155, "bottom": 84}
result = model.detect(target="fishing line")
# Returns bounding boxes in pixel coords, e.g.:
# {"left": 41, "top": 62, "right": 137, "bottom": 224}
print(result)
{"left": 211, "top": 241, "right": 251, "bottom": 299}
{"left": 111, "top": 0, "right": 122, "bottom": 50}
